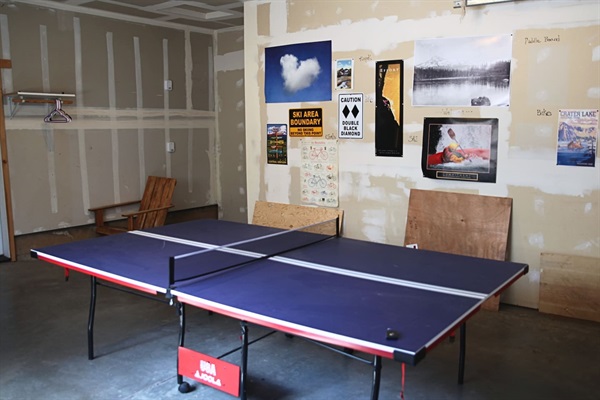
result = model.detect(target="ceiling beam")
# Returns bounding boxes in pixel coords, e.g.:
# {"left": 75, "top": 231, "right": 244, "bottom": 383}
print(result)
{"left": 11, "top": 0, "right": 216, "bottom": 34}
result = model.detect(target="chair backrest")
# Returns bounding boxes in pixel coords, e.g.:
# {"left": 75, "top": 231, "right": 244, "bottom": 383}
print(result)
{"left": 404, "top": 189, "right": 511, "bottom": 260}
{"left": 136, "top": 176, "right": 177, "bottom": 229}
{"left": 252, "top": 201, "right": 343, "bottom": 236}
{"left": 404, "top": 189, "right": 512, "bottom": 310}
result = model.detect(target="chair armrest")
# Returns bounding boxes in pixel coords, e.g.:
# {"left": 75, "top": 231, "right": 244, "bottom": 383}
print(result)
{"left": 89, "top": 199, "right": 142, "bottom": 231}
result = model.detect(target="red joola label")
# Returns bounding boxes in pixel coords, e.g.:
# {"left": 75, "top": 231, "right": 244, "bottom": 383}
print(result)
{"left": 178, "top": 347, "right": 240, "bottom": 397}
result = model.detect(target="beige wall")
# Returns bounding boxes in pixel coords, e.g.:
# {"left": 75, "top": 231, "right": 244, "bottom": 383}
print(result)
{"left": 244, "top": 0, "right": 600, "bottom": 308}
{"left": 1, "top": 3, "right": 225, "bottom": 234}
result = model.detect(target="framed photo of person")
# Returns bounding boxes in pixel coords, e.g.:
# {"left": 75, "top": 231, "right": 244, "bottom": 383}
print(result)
{"left": 421, "top": 117, "right": 498, "bottom": 183}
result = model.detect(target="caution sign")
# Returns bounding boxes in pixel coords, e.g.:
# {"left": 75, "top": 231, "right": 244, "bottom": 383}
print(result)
{"left": 289, "top": 108, "right": 323, "bottom": 137}
{"left": 338, "top": 93, "right": 363, "bottom": 139}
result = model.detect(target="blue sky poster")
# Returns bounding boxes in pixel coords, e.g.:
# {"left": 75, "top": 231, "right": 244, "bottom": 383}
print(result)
{"left": 265, "top": 40, "right": 332, "bottom": 103}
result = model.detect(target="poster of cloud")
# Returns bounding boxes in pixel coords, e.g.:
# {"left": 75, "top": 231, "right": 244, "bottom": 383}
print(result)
{"left": 265, "top": 41, "right": 332, "bottom": 103}
{"left": 413, "top": 35, "right": 512, "bottom": 107}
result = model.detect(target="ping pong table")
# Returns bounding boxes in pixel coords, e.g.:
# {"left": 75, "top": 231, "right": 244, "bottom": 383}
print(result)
{"left": 31, "top": 218, "right": 528, "bottom": 399}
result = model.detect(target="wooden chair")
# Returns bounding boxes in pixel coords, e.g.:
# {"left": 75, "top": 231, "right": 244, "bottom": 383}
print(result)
{"left": 403, "top": 188, "right": 513, "bottom": 350}
{"left": 89, "top": 176, "right": 177, "bottom": 235}
{"left": 404, "top": 189, "right": 512, "bottom": 311}
{"left": 250, "top": 200, "right": 344, "bottom": 337}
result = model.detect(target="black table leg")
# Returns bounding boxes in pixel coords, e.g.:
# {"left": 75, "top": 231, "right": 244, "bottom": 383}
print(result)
{"left": 458, "top": 322, "right": 466, "bottom": 384}
{"left": 370, "top": 355, "right": 382, "bottom": 400}
{"left": 176, "top": 302, "right": 193, "bottom": 393}
{"left": 240, "top": 321, "right": 249, "bottom": 400}
{"left": 87, "top": 276, "right": 97, "bottom": 360}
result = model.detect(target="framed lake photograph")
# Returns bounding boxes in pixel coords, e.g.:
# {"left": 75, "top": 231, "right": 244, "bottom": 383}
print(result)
{"left": 413, "top": 35, "right": 512, "bottom": 107}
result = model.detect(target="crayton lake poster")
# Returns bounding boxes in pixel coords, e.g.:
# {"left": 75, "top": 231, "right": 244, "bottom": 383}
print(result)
{"left": 556, "top": 109, "right": 597, "bottom": 167}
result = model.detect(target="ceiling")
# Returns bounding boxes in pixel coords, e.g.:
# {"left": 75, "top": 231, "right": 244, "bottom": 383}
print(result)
{"left": 32, "top": 0, "right": 245, "bottom": 32}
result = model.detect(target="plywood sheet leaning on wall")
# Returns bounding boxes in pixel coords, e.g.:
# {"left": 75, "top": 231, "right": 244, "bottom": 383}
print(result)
{"left": 404, "top": 189, "right": 512, "bottom": 311}
{"left": 252, "top": 201, "right": 343, "bottom": 236}
{"left": 539, "top": 253, "right": 600, "bottom": 323}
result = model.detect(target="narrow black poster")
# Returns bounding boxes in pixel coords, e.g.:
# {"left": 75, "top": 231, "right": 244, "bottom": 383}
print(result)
{"left": 375, "top": 60, "right": 403, "bottom": 157}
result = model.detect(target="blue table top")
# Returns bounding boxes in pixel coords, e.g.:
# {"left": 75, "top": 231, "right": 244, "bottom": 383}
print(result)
{"left": 32, "top": 219, "right": 528, "bottom": 364}
{"left": 31, "top": 220, "right": 280, "bottom": 293}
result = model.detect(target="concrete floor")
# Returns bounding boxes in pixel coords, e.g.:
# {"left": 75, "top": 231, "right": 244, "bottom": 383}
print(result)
{"left": 1, "top": 259, "right": 599, "bottom": 400}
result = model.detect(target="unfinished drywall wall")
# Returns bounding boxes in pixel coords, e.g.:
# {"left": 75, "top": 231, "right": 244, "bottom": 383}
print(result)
{"left": 244, "top": 0, "right": 600, "bottom": 308}
{"left": 0, "top": 3, "right": 219, "bottom": 234}
{"left": 216, "top": 27, "right": 247, "bottom": 223}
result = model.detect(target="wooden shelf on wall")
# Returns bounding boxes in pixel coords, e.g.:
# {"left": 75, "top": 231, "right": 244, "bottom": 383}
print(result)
{"left": 4, "top": 91, "right": 75, "bottom": 119}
